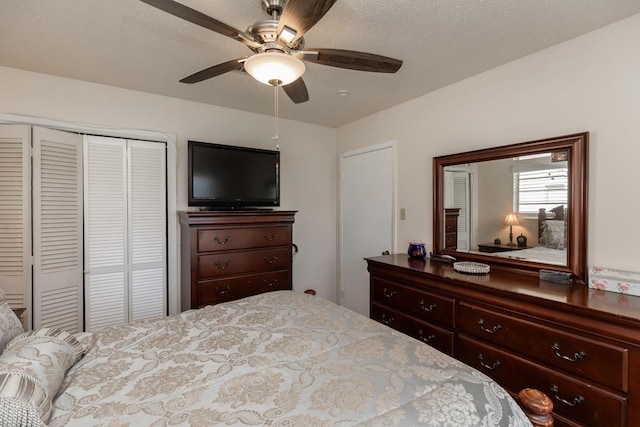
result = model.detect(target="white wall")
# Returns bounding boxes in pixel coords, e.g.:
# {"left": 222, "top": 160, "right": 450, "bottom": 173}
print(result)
{"left": 3, "top": 12, "right": 639, "bottom": 303}
{"left": 476, "top": 158, "right": 515, "bottom": 245}
{"left": 0, "top": 66, "right": 339, "bottom": 301}
{"left": 337, "top": 13, "right": 640, "bottom": 274}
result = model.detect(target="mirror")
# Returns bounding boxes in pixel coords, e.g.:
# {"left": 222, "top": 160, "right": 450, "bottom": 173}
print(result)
{"left": 433, "top": 133, "right": 589, "bottom": 283}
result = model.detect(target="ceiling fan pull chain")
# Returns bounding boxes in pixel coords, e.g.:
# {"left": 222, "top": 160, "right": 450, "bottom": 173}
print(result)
{"left": 273, "top": 81, "right": 280, "bottom": 149}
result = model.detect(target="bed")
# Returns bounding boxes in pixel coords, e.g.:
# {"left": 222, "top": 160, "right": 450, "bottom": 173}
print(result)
{"left": 492, "top": 245, "right": 566, "bottom": 266}
{"left": 1, "top": 291, "right": 540, "bottom": 426}
{"left": 492, "top": 206, "right": 567, "bottom": 266}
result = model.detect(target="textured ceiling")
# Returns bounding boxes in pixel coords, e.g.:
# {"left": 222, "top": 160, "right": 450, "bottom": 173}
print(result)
{"left": 1, "top": 1, "right": 639, "bottom": 128}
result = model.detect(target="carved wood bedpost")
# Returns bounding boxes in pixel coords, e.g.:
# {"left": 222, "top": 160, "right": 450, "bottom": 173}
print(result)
{"left": 538, "top": 208, "right": 547, "bottom": 242}
{"left": 519, "top": 388, "right": 554, "bottom": 427}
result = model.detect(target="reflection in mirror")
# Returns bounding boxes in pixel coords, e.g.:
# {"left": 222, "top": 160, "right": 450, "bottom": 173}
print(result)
{"left": 433, "top": 133, "right": 588, "bottom": 283}
{"left": 443, "top": 152, "right": 569, "bottom": 266}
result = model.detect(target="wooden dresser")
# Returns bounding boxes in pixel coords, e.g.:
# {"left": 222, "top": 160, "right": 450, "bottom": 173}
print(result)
{"left": 179, "top": 211, "right": 295, "bottom": 310}
{"left": 367, "top": 254, "right": 640, "bottom": 427}
{"left": 444, "top": 208, "right": 460, "bottom": 250}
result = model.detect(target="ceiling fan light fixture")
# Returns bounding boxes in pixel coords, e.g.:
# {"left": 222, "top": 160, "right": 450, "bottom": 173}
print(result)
{"left": 278, "top": 25, "right": 297, "bottom": 45}
{"left": 244, "top": 52, "right": 305, "bottom": 86}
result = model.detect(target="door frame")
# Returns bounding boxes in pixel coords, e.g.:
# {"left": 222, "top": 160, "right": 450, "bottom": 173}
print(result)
{"left": 0, "top": 113, "right": 179, "bottom": 316}
{"left": 444, "top": 164, "right": 478, "bottom": 251}
{"left": 338, "top": 141, "right": 397, "bottom": 306}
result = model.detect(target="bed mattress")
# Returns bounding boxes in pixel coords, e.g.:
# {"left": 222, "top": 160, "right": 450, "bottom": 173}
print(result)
{"left": 50, "top": 291, "right": 531, "bottom": 426}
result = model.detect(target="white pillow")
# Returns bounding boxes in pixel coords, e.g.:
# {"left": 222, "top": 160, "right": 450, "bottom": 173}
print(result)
{"left": 0, "top": 291, "right": 24, "bottom": 353}
{"left": 0, "top": 328, "right": 86, "bottom": 425}
{"left": 540, "top": 220, "right": 565, "bottom": 250}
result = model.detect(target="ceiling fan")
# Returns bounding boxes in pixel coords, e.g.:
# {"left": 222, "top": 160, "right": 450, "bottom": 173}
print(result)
{"left": 139, "top": 0, "right": 403, "bottom": 104}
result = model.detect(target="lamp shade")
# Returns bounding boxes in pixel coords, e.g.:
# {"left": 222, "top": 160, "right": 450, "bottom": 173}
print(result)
{"left": 244, "top": 52, "right": 305, "bottom": 86}
{"left": 503, "top": 212, "right": 519, "bottom": 226}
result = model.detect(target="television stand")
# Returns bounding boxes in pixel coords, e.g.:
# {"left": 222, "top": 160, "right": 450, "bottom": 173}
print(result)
{"left": 199, "top": 206, "right": 275, "bottom": 211}
{"left": 179, "top": 210, "right": 296, "bottom": 311}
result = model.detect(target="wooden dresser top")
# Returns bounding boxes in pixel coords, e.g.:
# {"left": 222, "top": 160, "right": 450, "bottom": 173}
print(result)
{"left": 366, "top": 254, "right": 640, "bottom": 329}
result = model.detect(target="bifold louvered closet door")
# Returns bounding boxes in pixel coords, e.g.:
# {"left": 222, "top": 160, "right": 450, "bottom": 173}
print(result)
{"left": 84, "top": 136, "right": 166, "bottom": 331}
{"left": 32, "top": 127, "right": 84, "bottom": 331}
{"left": 0, "top": 125, "right": 166, "bottom": 332}
{"left": 0, "top": 125, "right": 31, "bottom": 310}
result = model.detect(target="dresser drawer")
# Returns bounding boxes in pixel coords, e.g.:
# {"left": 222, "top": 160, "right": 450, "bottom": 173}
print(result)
{"left": 457, "top": 301, "right": 628, "bottom": 391}
{"left": 197, "top": 270, "right": 290, "bottom": 307}
{"left": 198, "top": 226, "right": 290, "bottom": 252}
{"left": 372, "top": 277, "right": 455, "bottom": 328}
{"left": 445, "top": 217, "right": 457, "bottom": 232}
{"left": 444, "top": 233, "right": 456, "bottom": 249}
{"left": 198, "top": 247, "right": 290, "bottom": 279}
{"left": 458, "top": 335, "right": 627, "bottom": 427}
{"left": 371, "top": 303, "right": 454, "bottom": 356}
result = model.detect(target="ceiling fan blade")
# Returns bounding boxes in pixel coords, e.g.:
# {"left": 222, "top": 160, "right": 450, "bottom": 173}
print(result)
{"left": 180, "top": 58, "right": 245, "bottom": 84}
{"left": 140, "top": 0, "right": 260, "bottom": 48}
{"left": 283, "top": 78, "right": 309, "bottom": 104}
{"left": 277, "top": 0, "right": 338, "bottom": 44}
{"left": 302, "top": 48, "right": 402, "bottom": 73}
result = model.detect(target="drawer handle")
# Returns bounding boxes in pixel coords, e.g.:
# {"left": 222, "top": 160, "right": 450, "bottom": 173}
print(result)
{"left": 419, "top": 299, "right": 436, "bottom": 312}
{"left": 550, "top": 342, "right": 586, "bottom": 362}
{"left": 214, "top": 260, "right": 231, "bottom": 270}
{"left": 477, "top": 353, "right": 501, "bottom": 370}
{"left": 214, "top": 285, "right": 231, "bottom": 294}
{"left": 381, "top": 313, "right": 395, "bottom": 325}
{"left": 478, "top": 318, "right": 502, "bottom": 334}
{"left": 263, "top": 233, "right": 277, "bottom": 241}
{"left": 382, "top": 288, "right": 397, "bottom": 298}
{"left": 418, "top": 329, "right": 435, "bottom": 343}
{"left": 214, "top": 236, "right": 231, "bottom": 245}
{"left": 263, "top": 256, "right": 279, "bottom": 264}
{"left": 550, "top": 384, "right": 585, "bottom": 407}
{"left": 263, "top": 278, "right": 278, "bottom": 287}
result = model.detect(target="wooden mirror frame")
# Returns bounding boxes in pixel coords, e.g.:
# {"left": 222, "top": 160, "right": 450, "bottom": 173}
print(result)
{"left": 433, "top": 132, "right": 589, "bottom": 283}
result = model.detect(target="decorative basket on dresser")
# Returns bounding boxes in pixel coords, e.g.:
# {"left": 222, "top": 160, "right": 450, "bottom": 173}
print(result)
{"left": 179, "top": 210, "right": 296, "bottom": 310}
{"left": 367, "top": 254, "right": 640, "bottom": 427}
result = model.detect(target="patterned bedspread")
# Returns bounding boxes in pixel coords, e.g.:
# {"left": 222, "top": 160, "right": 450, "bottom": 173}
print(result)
{"left": 492, "top": 245, "right": 566, "bottom": 266}
{"left": 50, "top": 291, "right": 531, "bottom": 426}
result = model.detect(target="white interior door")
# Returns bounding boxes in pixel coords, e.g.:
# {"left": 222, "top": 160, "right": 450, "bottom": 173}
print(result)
{"left": 32, "top": 127, "right": 84, "bottom": 332}
{"left": 0, "top": 125, "right": 31, "bottom": 317}
{"left": 340, "top": 143, "right": 394, "bottom": 317}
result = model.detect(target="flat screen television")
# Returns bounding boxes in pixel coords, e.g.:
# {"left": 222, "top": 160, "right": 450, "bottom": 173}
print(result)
{"left": 188, "top": 141, "right": 280, "bottom": 209}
